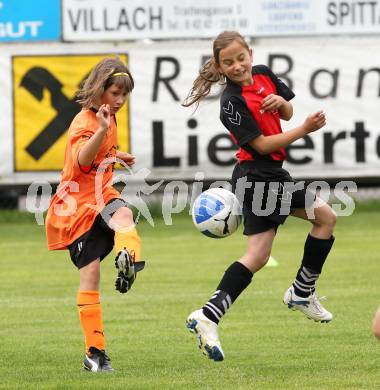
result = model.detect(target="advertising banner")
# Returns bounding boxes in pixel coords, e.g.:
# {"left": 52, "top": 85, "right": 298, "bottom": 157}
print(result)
{"left": 1, "top": 37, "right": 380, "bottom": 184}
{"left": 62, "top": 0, "right": 252, "bottom": 41}
{"left": 0, "top": 0, "right": 60, "bottom": 42}
{"left": 62, "top": 0, "right": 380, "bottom": 41}
{"left": 128, "top": 38, "right": 380, "bottom": 180}
{"left": 12, "top": 54, "right": 130, "bottom": 171}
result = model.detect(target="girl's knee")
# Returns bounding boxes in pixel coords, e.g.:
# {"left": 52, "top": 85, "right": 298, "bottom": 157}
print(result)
{"left": 79, "top": 260, "right": 100, "bottom": 288}
{"left": 325, "top": 209, "right": 337, "bottom": 230}
{"left": 116, "top": 206, "right": 133, "bottom": 220}
{"left": 83, "top": 260, "right": 100, "bottom": 275}
{"left": 373, "top": 309, "right": 380, "bottom": 340}
{"left": 112, "top": 207, "right": 134, "bottom": 228}
{"left": 315, "top": 206, "right": 337, "bottom": 233}
{"left": 373, "top": 320, "right": 380, "bottom": 340}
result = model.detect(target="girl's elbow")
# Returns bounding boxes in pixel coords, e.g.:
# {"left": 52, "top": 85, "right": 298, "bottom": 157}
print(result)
{"left": 78, "top": 153, "right": 91, "bottom": 167}
{"left": 250, "top": 137, "right": 270, "bottom": 155}
{"left": 281, "top": 111, "right": 293, "bottom": 121}
{"left": 280, "top": 104, "right": 293, "bottom": 121}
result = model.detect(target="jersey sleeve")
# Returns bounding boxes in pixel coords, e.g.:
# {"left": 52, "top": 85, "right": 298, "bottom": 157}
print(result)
{"left": 220, "top": 96, "right": 262, "bottom": 147}
{"left": 259, "top": 65, "right": 295, "bottom": 101}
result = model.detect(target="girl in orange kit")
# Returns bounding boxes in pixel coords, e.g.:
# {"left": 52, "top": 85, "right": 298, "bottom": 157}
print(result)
{"left": 46, "top": 57, "right": 144, "bottom": 372}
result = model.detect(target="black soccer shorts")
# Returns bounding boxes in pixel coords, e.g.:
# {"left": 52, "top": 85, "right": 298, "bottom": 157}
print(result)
{"left": 231, "top": 161, "right": 315, "bottom": 235}
{"left": 68, "top": 198, "right": 128, "bottom": 269}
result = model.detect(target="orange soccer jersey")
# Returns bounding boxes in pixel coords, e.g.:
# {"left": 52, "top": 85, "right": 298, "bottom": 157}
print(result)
{"left": 46, "top": 109, "right": 120, "bottom": 250}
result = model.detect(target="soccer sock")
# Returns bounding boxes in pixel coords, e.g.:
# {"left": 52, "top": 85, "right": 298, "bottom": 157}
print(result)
{"left": 293, "top": 234, "right": 335, "bottom": 297}
{"left": 114, "top": 228, "right": 141, "bottom": 261}
{"left": 293, "top": 266, "right": 320, "bottom": 298}
{"left": 77, "top": 290, "right": 105, "bottom": 354}
{"left": 203, "top": 261, "right": 253, "bottom": 324}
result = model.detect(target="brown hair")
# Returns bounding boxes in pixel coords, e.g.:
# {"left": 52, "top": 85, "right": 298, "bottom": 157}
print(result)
{"left": 77, "top": 57, "right": 134, "bottom": 108}
{"left": 182, "top": 31, "right": 250, "bottom": 108}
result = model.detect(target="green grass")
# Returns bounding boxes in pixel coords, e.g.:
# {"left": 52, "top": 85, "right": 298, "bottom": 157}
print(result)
{"left": 0, "top": 203, "right": 379, "bottom": 389}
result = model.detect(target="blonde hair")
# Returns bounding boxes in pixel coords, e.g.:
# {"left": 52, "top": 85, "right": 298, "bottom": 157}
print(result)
{"left": 77, "top": 57, "right": 134, "bottom": 108}
{"left": 182, "top": 31, "right": 250, "bottom": 108}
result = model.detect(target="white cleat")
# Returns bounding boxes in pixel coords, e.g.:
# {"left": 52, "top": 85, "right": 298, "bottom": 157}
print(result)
{"left": 283, "top": 286, "right": 333, "bottom": 323}
{"left": 186, "top": 309, "right": 225, "bottom": 361}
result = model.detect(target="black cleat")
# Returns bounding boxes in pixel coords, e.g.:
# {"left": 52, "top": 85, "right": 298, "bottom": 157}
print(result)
{"left": 83, "top": 347, "right": 114, "bottom": 372}
{"left": 115, "top": 249, "right": 145, "bottom": 294}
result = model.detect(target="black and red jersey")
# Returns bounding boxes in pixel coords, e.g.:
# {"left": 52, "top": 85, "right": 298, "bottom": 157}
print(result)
{"left": 220, "top": 65, "right": 295, "bottom": 164}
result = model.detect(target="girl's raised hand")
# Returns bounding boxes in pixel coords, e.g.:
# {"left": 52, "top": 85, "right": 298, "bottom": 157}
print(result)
{"left": 96, "top": 104, "right": 111, "bottom": 131}
{"left": 117, "top": 151, "right": 136, "bottom": 167}
{"left": 303, "top": 111, "right": 326, "bottom": 134}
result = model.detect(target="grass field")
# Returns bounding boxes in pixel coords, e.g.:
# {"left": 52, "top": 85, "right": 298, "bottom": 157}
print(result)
{"left": 0, "top": 202, "right": 379, "bottom": 389}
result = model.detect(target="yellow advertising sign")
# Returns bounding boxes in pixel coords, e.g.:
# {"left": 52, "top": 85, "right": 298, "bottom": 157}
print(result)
{"left": 13, "top": 54, "right": 130, "bottom": 171}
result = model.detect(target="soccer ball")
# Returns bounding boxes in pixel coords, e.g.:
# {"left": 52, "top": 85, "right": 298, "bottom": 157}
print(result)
{"left": 192, "top": 187, "right": 242, "bottom": 238}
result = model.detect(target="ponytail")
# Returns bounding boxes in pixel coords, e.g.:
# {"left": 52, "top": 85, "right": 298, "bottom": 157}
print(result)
{"left": 182, "top": 58, "right": 225, "bottom": 108}
{"left": 183, "top": 31, "right": 250, "bottom": 109}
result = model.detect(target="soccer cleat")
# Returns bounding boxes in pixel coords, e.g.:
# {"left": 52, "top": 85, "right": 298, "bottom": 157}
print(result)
{"left": 115, "top": 249, "right": 145, "bottom": 294}
{"left": 186, "top": 309, "right": 224, "bottom": 361}
{"left": 83, "top": 347, "right": 114, "bottom": 372}
{"left": 283, "top": 286, "right": 333, "bottom": 323}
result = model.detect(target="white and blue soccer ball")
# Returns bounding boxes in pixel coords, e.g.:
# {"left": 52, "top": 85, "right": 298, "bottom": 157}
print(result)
{"left": 192, "top": 187, "right": 242, "bottom": 238}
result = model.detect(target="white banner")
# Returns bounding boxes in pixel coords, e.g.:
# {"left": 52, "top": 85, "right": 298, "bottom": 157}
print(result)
{"left": 62, "top": 0, "right": 380, "bottom": 41}
{"left": 251, "top": 0, "right": 380, "bottom": 36}
{"left": 0, "top": 36, "right": 380, "bottom": 184}
{"left": 130, "top": 37, "right": 380, "bottom": 180}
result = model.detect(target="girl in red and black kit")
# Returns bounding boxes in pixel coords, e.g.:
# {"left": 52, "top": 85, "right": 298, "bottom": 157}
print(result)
{"left": 182, "top": 31, "right": 336, "bottom": 362}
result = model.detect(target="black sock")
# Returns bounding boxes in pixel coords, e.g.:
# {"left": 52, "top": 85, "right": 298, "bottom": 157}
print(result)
{"left": 203, "top": 261, "right": 253, "bottom": 324}
{"left": 293, "top": 234, "right": 335, "bottom": 297}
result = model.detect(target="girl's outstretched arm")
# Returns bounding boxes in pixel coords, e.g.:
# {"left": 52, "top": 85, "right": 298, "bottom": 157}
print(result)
{"left": 249, "top": 110, "right": 326, "bottom": 155}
